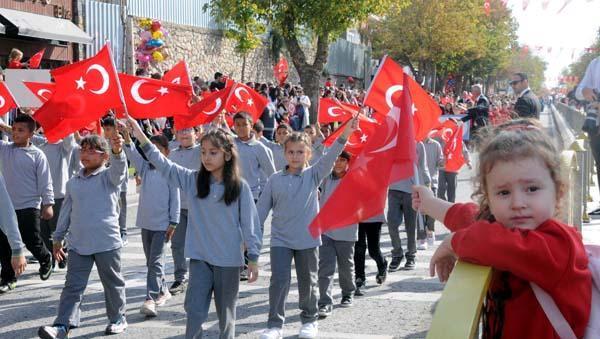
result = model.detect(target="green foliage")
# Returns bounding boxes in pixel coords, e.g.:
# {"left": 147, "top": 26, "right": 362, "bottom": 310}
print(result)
{"left": 499, "top": 47, "right": 547, "bottom": 91}
{"left": 562, "top": 28, "right": 600, "bottom": 83}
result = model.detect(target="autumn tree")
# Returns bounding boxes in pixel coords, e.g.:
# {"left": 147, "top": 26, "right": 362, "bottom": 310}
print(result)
{"left": 204, "top": 0, "right": 396, "bottom": 121}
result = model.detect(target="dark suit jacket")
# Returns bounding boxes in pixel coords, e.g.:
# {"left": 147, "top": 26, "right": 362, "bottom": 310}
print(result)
{"left": 514, "top": 89, "right": 541, "bottom": 119}
{"left": 461, "top": 95, "right": 490, "bottom": 131}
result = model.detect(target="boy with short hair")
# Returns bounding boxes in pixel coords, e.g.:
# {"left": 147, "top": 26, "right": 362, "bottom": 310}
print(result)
{"left": 0, "top": 114, "right": 54, "bottom": 291}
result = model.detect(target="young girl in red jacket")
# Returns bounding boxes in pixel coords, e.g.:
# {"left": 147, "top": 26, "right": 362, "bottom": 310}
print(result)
{"left": 412, "top": 118, "right": 592, "bottom": 339}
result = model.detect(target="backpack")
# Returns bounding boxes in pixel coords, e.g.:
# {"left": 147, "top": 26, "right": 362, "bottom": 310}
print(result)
{"left": 531, "top": 244, "right": 600, "bottom": 339}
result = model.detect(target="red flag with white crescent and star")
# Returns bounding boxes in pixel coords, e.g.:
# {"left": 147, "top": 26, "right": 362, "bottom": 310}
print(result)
{"left": 118, "top": 73, "right": 192, "bottom": 119}
{"left": 23, "top": 81, "right": 55, "bottom": 105}
{"left": 0, "top": 82, "right": 18, "bottom": 116}
{"left": 32, "top": 44, "right": 123, "bottom": 143}
{"left": 405, "top": 74, "right": 442, "bottom": 141}
{"left": 322, "top": 114, "right": 379, "bottom": 155}
{"left": 364, "top": 55, "right": 405, "bottom": 116}
{"left": 28, "top": 49, "right": 45, "bottom": 69}
{"left": 162, "top": 60, "right": 194, "bottom": 95}
{"left": 174, "top": 85, "right": 233, "bottom": 129}
{"left": 318, "top": 97, "right": 359, "bottom": 124}
{"left": 273, "top": 57, "right": 289, "bottom": 85}
{"left": 309, "top": 81, "right": 416, "bottom": 237}
{"left": 224, "top": 82, "right": 268, "bottom": 122}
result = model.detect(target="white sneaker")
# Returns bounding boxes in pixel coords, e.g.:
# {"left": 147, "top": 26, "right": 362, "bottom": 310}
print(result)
{"left": 427, "top": 232, "right": 436, "bottom": 246}
{"left": 155, "top": 290, "right": 172, "bottom": 306}
{"left": 298, "top": 322, "right": 318, "bottom": 339}
{"left": 259, "top": 328, "right": 283, "bottom": 339}
{"left": 140, "top": 300, "right": 157, "bottom": 317}
{"left": 417, "top": 239, "right": 428, "bottom": 250}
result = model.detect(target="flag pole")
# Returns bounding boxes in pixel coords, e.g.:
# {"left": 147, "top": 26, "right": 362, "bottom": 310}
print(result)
{"left": 413, "top": 162, "right": 426, "bottom": 233}
{"left": 105, "top": 40, "right": 129, "bottom": 120}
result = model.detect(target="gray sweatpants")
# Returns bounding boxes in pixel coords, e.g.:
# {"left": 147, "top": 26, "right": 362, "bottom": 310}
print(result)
{"left": 141, "top": 229, "right": 167, "bottom": 301}
{"left": 387, "top": 190, "right": 417, "bottom": 260}
{"left": 54, "top": 248, "right": 126, "bottom": 327}
{"left": 268, "top": 246, "right": 319, "bottom": 329}
{"left": 172, "top": 209, "right": 189, "bottom": 282}
{"left": 318, "top": 235, "right": 355, "bottom": 307}
{"left": 119, "top": 192, "right": 127, "bottom": 235}
{"left": 184, "top": 259, "right": 240, "bottom": 339}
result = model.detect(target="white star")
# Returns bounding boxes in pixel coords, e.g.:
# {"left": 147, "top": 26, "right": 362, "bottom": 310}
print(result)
{"left": 360, "top": 134, "right": 368, "bottom": 143}
{"left": 411, "top": 103, "right": 418, "bottom": 115}
{"left": 351, "top": 154, "right": 373, "bottom": 173}
{"left": 247, "top": 98, "right": 254, "bottom": 106}
{"left": 157, "top": 87, "right": 169, "bottom": 96}
{"left": 75, "top": 77, "right": 86, "bottom": 90}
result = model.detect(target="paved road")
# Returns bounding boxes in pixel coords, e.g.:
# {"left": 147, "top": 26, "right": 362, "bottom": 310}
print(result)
{"left": 0, "top": 166, "right": 479, "bottom": 339}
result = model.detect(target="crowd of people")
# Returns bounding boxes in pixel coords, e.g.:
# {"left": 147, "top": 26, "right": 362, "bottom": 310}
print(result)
{"left": 0, "top": 58, "right": 595, "bottom": 339}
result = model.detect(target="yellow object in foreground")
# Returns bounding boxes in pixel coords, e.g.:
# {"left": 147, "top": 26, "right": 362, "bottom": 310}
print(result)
{"left": 427, "top": 261, "right": 492, "bottom": 339}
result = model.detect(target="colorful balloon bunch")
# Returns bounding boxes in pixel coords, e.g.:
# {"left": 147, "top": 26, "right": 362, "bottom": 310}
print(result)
{"left": 135, "top": 18, "right": 169, "bottom": 70}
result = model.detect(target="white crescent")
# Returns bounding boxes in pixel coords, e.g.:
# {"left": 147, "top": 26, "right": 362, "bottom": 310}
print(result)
{"left": 235, "top": 86, "right": 250, "bottom": 101}
{"left": 0, "top": 95, "right": 5, "bottom": 108}
{"left": 86, "top": 64, "right": 110, "bottom": 95}
{"left": 203, "top": 98, "right": 222, "bottom": 116}
{"left": 385, "top": 85, "right": 404, "bottom": 109}
{"left": 37, "top": 89, "right": 52, "bottom": 101}
{"left": 328, "top": 106, "right": 344, "bottom": 117}
{"left": 131, "top": 79, "right": 157, "bottom": 105}
{"left": 370, "top": 107, "right": 400, "bottom": 154}
{"left": 347, "top": 125, "right": 364, "bottom": 147}
{"left": 171, "top": 77, "right": 181, "bottom": 84}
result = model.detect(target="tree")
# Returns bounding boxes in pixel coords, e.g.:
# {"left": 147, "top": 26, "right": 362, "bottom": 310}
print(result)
{"left": 562, "top": 28, "right": 600, "bottom": 87}
{"left": 204, "top": 0, "right": 397, "bottom": 122}
{"left": 498, "top": 47, "right": 547, "bottom": 92}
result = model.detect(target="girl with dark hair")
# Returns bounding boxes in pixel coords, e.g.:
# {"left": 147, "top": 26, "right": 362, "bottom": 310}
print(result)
{"left": 126, "top": 117, "right": 262, "bottom": 339}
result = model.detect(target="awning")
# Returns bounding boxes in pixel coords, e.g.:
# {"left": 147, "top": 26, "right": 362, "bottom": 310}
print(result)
{"left": 0, "top": 8, "right": 92, "bottom": 44}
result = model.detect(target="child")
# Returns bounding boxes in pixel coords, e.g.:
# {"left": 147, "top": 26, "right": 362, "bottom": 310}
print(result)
{"left": 0, "top": 171, "right": 27, "bottom": 292}
{"left": 354, "top": 213, "right": 388, "bottom": 296}
{"left": 38, "top": 134, "right": 128, "bottom": 339}
{"left": 387, "top": 141, "right": 430, "bottom": 271}
{"left": 418, "top": 134, "right": 444, "bottom": 250}
{"left": 127, "top": 118, "right": 262, "bottom": 339}
{"left": 412, "top": 119, "right": 591, "bottom": 338}
{"left": 123, "top": 132, "right": 180, "bottom": 317}
{"left": 101, "top": 117, "right": 130, "bottom": 245}
{"left": 317, "top": 151, "right": 358, "bottom": 318}
{"left": 166, "top": 126, "right": 201, "bottom": 295}
{"left": 436, "top": 120, "right": 471, "bottom": 203}
{"left": 303, "top": 124, "right": 325, "bottom": 165}
{"left": 259, "top": 123, "right": 292, "bottom": 171}
{"left": 0, "top": 114, "right": 54, "bottom": 292}
{"left": 257, "top": 117, "right": 357, "bottom": 339}
{"left": 7, "top": 48, "right": 28, "bottom": 69}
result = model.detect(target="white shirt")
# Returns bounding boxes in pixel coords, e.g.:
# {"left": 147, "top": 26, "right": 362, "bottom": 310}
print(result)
{"left": 576, "top": 57, "right": 600, "bottom": 101}
{"left": 518, "top": 87, "right": 531, "bottom": 98}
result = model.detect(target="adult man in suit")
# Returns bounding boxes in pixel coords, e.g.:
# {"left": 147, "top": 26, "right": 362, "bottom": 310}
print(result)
{"left": 511, "top": 72, "right": 541, "bottom": 118}
{"left": 461, "top": 84, "right": 489, "bottom": 141}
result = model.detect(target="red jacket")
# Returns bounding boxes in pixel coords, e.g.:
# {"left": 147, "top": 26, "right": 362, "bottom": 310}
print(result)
{"left": 444, "top": 203, "right": 591, "bottom": 338}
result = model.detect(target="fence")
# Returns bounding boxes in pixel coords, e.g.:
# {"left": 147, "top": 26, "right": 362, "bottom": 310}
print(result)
{"left": 85, "top": 0, "right": 124, "bottom": 71}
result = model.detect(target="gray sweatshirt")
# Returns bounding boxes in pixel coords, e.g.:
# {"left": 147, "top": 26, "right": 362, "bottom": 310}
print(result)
{"left": 389, "top": 141, "right": 431, "bottom": 193}
{"left": 167, "top": 145, "right": 201, "bottom": 210}
{"left": 0, "top": 140, "right": 54, "bottom": 209}
{"left": 32, "top": 134, "right": 77, "bottom": 199}
{"left": 235, "top": 137, "right": 276, "bottom": 199}
{"left": 53, "top": 151, "right": 127, "bottom": 255}
{"left": 141, "top": 142, "right": 262, "bottom": 267}
{"left": 260, "top": 137, "right": 286, "bottom": 171}
{"left": 0, "top": 172, "right": 24, "bottom": 257}
{"left": 319, "top": 174, "right": 358, "bottom": 242}
{"left": 69, "top": 145, "right": 83, "bottom": 178}
{"left": 257, "top": 138, "right": 346, "bottom": 250}
{"left": 124, "top": 144, "right": 180, "bottom": 231}
{"left": 422, "top": 138, "right": 444, "bottom": 189}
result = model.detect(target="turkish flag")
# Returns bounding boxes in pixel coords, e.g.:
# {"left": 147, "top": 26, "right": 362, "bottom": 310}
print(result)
{"left": 273, "top": 57, "right": 289, "bottom": 85}
{"left": 32, "top": 44, "right": 123, "bottom": 143}
{"left": 429, "top": 119, "right": 457, "bottom": 144}
{"left": 28, "top": 49, "right": 45, "bottom": 69}
{"left": 23, "top": 82, "right": 55, "bottom": 105}
{"left": 405, "top": 74, "right": 442, "bottom": 141}
{"left": 309, "top": 82, "right": 416, "bottom": 237}
{"left": 318, "top": 97, "right": 359, "bottom": 124}
{"left": 224, "top": 82, "right": 268, "bottom": 122}
{"left": 162, "top": 60, "right": 194, "bottom": 94}
{"left": 174, "top": 86, "right": 232, "bottom": 129}
{"left": 119, "top": 73, "right": 192, "bottom": 119}
{"left": 364, "top": 56, "right": 405, "bottom": 116}
{"left": 322, "top": 114, "right": 379, "bottom": 155}
{"left": 0, "top": 82, "right": 18, "bottom": 116}
{"left": 443, "top": 123, "right": 466, "bottom": 172}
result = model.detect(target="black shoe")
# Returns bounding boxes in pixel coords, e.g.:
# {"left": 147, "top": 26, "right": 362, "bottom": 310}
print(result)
{"left": 340, "top": 296, "right": 353, "bottom": 307}
{"left": 354, "top": 278, "right": 365, "bottom": 296}
{"left": 0, "top": 280, "right": 17, "bottom": 294}
{"left": 589, "top": 207, "right": 600, "bottom": 216}
{"left": 27, "top": 256, "right": 39, "bottom": 264}
{"left": 38, "top": 325, "right": 69, "bottom": 339}
{"left": 318, "top": 304, "right": 332, "bottom": 318}
{"left": 240, "top": 268, "right": 249, "bottom": 281}
{"left": 39, "top": 259, "right": 53, "bottom": 281}
{"left": 169, "top": 280, "right": 188, "bottom": 295}
{"left": 388, "top": 257, "right": 404, "bottom": 272}
{"left": 58, "top": 257, "right": 67, "bottom": 269}
{"left": 402, "top": 258, "right": 416, "bottom": 271}
{"left": 376, "top": 260, "right": 388, "bottom": 284}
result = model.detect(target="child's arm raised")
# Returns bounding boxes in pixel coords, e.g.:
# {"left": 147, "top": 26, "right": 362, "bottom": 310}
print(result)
{"left": 106, "top": 133, "right": 128, "bottom": 188}
{"left": 311, "top": 116, "right": 357, "bottom": 184}
{"left": 412, "top": 185, "right": 479, "bottom": 231}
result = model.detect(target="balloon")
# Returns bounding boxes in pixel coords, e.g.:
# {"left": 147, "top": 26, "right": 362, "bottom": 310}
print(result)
{"left": 147, "top": 39, "right": 164, "bottom": 48}
{"left": 152, "top": 51, "right": 164, "bottom": 62}
{"left": 151, "top": 31, "right": 163, "bottom": 40}
{"left": 161, "top": 28, "right": 169, "bottom": 38}
{"left": 151, "top": 21, "right": 162, "bottom": 32}
{"left": 140, "top": 31, "right": 152, "bottom": 40}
